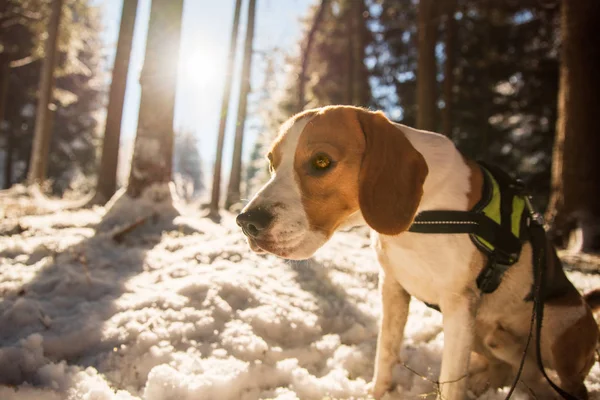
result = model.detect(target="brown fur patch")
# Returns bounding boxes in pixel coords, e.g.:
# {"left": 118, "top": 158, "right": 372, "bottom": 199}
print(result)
{"left": 551, "top": 307, "right": 597, "bottom": 399}
{"left": 292, "top": 107, "right": 366, "bottom": 235}
{"left": 288, "top": 106, "right": 428, "bottom": 236}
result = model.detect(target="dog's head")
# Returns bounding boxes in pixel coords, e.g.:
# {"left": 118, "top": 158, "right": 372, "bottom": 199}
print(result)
{"left": 237, "top": 106, "right": 429, "bottom": 259}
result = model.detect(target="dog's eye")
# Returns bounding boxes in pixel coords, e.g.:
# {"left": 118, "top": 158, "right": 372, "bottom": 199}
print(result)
{"left": 311, "top": 153, "right": 332, "bottom": 171}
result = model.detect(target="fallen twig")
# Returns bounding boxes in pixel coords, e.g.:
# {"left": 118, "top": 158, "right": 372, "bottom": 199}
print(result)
{"left": 112, "top": 214, "right": 153, "bottom": 243}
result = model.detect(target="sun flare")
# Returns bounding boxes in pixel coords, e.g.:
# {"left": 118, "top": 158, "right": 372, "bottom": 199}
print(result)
{"left": 180, "top": 46, "right": 221, "bottom": 88}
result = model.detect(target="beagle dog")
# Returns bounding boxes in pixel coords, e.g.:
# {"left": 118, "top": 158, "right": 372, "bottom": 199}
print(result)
{"left": 237, "top": 106, "right": 598, "bottom": 400}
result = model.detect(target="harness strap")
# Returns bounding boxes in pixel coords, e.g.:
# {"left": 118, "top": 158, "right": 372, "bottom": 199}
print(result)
{"left": 406, "top": 161, "right": 581, "bottom": 399}
{"left": 409, "top": 210, "right": 521, "bottom": 258}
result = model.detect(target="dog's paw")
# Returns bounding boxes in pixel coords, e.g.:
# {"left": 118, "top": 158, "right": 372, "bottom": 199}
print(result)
{"left": 367, "top": 376, "right": 393, "bottom": 399}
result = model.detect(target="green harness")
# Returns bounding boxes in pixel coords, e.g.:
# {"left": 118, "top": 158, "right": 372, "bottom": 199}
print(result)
{"left": 409, "top": 161, "right": 529, "bottom": 295}
{"left": 407, "top": 161, "right": 580, "bottom": 400}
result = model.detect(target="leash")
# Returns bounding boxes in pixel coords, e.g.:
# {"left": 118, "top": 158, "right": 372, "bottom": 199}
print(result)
{"left": 409, "top": 161, "right": 582, "bottom": 399}
{"left": 529, "top": 203, "right": 581, "bottom": 400}
{"left": 503, "top": 198, "right": 581, "bottom": 400}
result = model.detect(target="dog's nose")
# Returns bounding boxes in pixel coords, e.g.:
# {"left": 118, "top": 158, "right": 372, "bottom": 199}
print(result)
{"left": 236, "top": 208, "right": 274, "bottom": 238}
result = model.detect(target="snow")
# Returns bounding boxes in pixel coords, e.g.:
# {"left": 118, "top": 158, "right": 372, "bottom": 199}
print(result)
{"left": 1, "top": 189, "right": 600, "bottom": 400}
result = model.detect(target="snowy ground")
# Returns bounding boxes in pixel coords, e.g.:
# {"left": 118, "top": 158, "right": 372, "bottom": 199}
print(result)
{"left": 1, "top": 188, "right": 600, "bottom": 400}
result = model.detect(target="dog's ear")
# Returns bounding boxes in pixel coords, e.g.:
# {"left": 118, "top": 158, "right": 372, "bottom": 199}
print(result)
{"left": 356, "top": 110, "right": 428, "bottom": 235}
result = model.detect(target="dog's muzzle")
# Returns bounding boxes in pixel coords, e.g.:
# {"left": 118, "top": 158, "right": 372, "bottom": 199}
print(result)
{"left": 236, "top": 207, "right": 274, "bottom": 238}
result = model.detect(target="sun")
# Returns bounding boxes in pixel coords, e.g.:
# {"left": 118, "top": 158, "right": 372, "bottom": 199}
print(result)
{"left": 179, "top": 46, "right": 221, "bottom": 89}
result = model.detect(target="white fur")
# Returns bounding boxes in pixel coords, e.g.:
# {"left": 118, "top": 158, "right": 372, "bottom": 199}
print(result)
{"left": 242, "top": 114, "right": 327, "bottom": 260}
{"left": 369, "top": 126, "right": 480, "bottom": 400}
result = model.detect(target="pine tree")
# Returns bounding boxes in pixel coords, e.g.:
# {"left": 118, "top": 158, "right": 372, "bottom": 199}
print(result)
{"left": 298, "top": 0, "right": 372, "bottom": 108}
{"left": 0, "top": 0, "right": 104, "bottom": 193}
{"left": 442, "top": 0, "right": 457, "bottom": 138}
{"left": 546, "top": 0, "right": 600, "bottom": 251}
{"left": 245, "top": 53, "right": 277, "bottom": 195}
{"left": 127, "top": 0, "right": 184, "bottom": 198}
{"left": 209, "top": 0, "right": 243, "bottom": 215}
{"left": 246, "top": 0, "right": 373, "bottom": 193}
{"left": 372, "top": 0, "right": 559, "bottom": 203}
{"left": 416, "top": 0, "right": 437, "bottom": 131}
{"left": 0, "top": 55, "right": 10, "bottom": 188}
{"left": 92, "top": 0, "right": 138, "bottom": 204}
{"left": 27, "top": 0, "right": 64, "bottom": 185}
{"left": 225, "top": 0, "right": 257, "bottom": 210}
{"left": 298, "top": 0, "right": 329, "bottom": 112}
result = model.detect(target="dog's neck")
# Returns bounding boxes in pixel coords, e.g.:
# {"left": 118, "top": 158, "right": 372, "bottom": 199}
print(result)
{"left": 397, "top": 124, "right": 472, "bottom": 213}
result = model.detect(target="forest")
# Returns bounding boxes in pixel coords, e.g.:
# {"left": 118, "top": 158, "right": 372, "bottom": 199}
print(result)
{"left": 0, "top": 0, "right": 599, "bottom": 399}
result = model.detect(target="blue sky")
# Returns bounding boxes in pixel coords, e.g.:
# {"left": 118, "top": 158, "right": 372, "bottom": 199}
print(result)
{"left": 95, "top": 0, "right": 314, "bottom": 174}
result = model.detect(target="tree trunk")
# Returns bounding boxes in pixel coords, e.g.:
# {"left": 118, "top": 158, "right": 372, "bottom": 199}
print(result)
{"left": 127, "top": 0, "right": 183, "bottom": 198}
{"left": 93, "top": 0, "right": 138, "bottom": 204}
{"left": 345, "top": 5, "right": 354, "bottom": 105}
{"left": 353, "top": 0, "right": 369, "bottom": 107}
{"left": 225, "top": 0, "right": 257, "bottom": 210}
{"left": 1, "top": 55, "right": 11, "bottom": 189}
{"left": 3, "top": 131, "right": 13, "bottom": 189}
{"left": 27, "top": 0, "right": 63, "bottom": 185}
{"left": 442, "top": 0, "right": 456, "bottom": 138}
{"left": 298, "top": 0, "right": 329, "bottom": 112}
{"left": 416, "top": 0, "right": 437, "bottom": 131}
{"left": 546, "top": 1, "right": 600, "bottom": 252}
{"left": 209, "top": 0, "right": 243, "bottom": 215}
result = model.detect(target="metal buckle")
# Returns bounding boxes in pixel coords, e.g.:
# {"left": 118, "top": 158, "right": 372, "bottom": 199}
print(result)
{"left": 524, "top": 196, "right": 545, "bottom": 226}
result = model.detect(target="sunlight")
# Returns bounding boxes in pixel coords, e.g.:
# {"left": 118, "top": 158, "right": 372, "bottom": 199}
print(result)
{"left": 179, "top": 45, "right": 221, "bottom": 89}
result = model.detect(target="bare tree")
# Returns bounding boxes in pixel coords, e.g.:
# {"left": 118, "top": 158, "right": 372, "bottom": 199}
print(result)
{"left": 225, "top": 0, "right": 257, "bottom": 209}
{"left": 298, "top": 0, "right": 329, "bottom": 112}
{"left": 27, "top": 0, "right": 63, "bottom": 185}
{"left": 127, "top": 0, "right": 184, "bottom": 198}
{"left": 442, "top": 0, "right": 457, "bottom": 138}
{"left": 416, "top": 0, "right": 437, "bottom": 131}
{"left": 546, "top": 0, "right": 600, "bottom": 252}
{"left": 90, "top": 0, "right": 138, "bottom": 204}
{"left": 208, "top": 0, "right": 243, "bottom": 216}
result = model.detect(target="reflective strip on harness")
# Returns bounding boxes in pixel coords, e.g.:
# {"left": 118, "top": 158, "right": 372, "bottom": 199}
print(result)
{"left": 408, "top": 163, "right": 526, "bottom": 294}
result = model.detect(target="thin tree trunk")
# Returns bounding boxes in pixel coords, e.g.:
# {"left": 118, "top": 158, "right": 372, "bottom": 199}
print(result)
{"left": 442, "top": 0, "right": 457, "bottom": 138}
{"left": 416, "top": 0, "right": 437, "bottom": 131}
{"left": 225, "top": 0, "right": 257, "bottom": 210}
{"left": 209, "top": 0, "right": 243, "bottom": 215}
{"left": 27, "top": 0, "right": 63, "bottom": 185}
{"left": 479, "top": 0, "right": 492, "bottom": 156}
{"left": 353, "top": 0, "right": 368, "bottom": 107}
{"left": 546, "top": 0, "right": 600, "bottom": 252}
{"left": 0, "top": 55, "right": 11, "bottom": 188}
{"left": 127, "top": 0, "right": 183, "bottom": 198}
{"left": 345, "top": 5, "right": 354, "bottom": 105}
{"left": 298, "top": 0, "right": 329, "bottom": 112}
{"left": 3, "top": 131, "right": 13, "bottom": 189}
{"left": 93, "top": 0, "right": 138, "bottom": 204}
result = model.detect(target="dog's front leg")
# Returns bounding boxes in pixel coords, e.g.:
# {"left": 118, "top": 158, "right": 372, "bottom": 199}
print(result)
{"left": 370, "top": 270, "right": 411, "bottom": 399}
{"left": 438, "top": 295, "right": 478, "bottom": 400}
